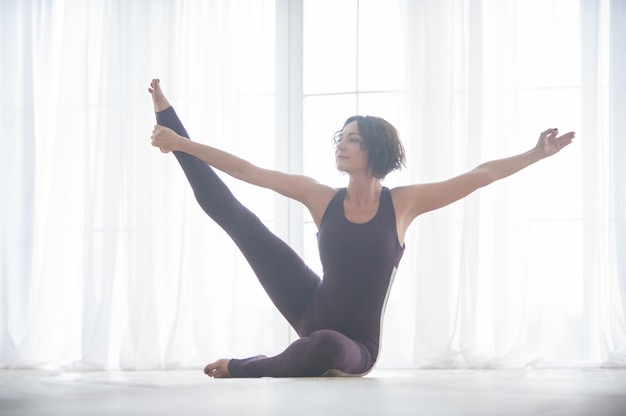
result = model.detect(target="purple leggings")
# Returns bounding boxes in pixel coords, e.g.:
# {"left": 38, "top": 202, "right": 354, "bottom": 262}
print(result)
{"left": 156, "top": 107, "right": 373, "bottom": 377}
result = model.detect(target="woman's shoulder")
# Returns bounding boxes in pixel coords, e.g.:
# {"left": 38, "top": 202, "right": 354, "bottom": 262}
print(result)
{"left": 389, "top": 184, "right": 423, "bottom": 205}
{"left": 305, "top": 185, "right": 340, "bottom": 228}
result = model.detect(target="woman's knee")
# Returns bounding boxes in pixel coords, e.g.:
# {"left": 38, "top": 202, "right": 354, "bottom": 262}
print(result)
{"left": 307, "top": 330, "right": 349, "bottom": 359}
{"left": 306, "top": 330, "right": 373, "bottom": 374}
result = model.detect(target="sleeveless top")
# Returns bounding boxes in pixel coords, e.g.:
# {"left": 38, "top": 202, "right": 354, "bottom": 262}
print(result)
{"left": 300, "top": 187, "right": 405, "bottom": 361}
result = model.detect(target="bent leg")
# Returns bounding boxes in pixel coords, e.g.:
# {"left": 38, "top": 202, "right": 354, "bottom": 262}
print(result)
{"left": 224, "top": 330, "right": 375, "bottom": 378}
{"left": 156, "top": 107, "right": 320, "bottom": 332}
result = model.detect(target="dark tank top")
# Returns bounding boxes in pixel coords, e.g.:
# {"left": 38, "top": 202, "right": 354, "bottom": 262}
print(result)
{"left": 301, "top": 187, "right": 405, "bottom": 360}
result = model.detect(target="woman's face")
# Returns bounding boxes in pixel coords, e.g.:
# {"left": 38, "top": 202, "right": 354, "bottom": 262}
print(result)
{"left": 334, "top": 121, "right": 370, "bottom": 176}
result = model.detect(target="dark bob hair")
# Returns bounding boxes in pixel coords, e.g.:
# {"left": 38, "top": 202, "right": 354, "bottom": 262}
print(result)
{"left": 338, "top": 115, "right": 406, "bottom": 179}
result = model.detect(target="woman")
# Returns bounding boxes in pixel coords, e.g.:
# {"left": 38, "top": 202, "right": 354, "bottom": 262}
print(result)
{"left": 148, "top": 79, "right": 574, "bottom": 378}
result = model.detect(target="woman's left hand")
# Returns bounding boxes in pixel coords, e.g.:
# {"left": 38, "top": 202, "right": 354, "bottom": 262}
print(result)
{"left": 535, "top": 128, "right": 575, "bottom": 158}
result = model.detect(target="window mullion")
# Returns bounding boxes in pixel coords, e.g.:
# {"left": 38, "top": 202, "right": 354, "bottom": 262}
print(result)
{"left": 275, "top": 0, "right": 304, "bottom": 255}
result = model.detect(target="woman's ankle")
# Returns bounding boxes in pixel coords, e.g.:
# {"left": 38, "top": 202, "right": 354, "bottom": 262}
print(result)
{"left": 154, "top": 103, "right": 172, "bottom": 113}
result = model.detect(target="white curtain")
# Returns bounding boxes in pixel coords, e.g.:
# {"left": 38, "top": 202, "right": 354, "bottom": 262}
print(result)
{"left": 378, "top": 0, "right": 626, "bottom": 368}
{"left": 0, "top": 0, "right": 279, "bottom": 370}
{"left": 1, "top": 0, "right": 624, "bottom": 371}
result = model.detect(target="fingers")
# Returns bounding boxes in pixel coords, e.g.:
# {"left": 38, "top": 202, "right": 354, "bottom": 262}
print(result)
{"left": 151, "top": 125, "right": 160, "bottom": 144}
{"left": 542, "top": 127, "right": 558, "bottom": 136}
{"left": 544, "top": 128, "right": 576, "bottom": 139}
{"left": 150, "top": 125, "right": 171, "bottom": 153}
{"left": 557, "top": 131, "right": 575, "bottom": 148}
{"left": 558, "top": 131, "right": 575, "bottom": 140}
{"left": 539, "top": 128, "right": 559, "bottom": 143}
{"left": 542, "top": 128, "right": 576, "bottom": 143}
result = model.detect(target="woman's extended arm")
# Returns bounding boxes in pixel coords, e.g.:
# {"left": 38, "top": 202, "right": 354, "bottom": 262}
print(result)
{"left": 392, "top": 128, "right": 575, "bottom": 239}
{"left": 151, "top": 124, "right": 335, "bottom": 223}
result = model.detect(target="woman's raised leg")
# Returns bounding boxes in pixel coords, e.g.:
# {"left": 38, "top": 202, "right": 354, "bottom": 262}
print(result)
{"left": 148, "top": 79, "right": 320, "bottom": 332}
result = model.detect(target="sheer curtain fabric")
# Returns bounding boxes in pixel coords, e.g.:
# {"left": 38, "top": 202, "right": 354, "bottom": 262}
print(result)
{"left": 0, "top": 0, "right": 624, "bottom": 370}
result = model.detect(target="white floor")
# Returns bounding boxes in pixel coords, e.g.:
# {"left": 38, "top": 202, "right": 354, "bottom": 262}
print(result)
{"left": 1, "top": 368, "right": 625, "bottom": 416}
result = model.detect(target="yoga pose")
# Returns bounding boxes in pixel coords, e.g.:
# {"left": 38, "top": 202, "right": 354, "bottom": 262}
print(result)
{"left": 148, "top": 79, "right": 574, "bottom": 378}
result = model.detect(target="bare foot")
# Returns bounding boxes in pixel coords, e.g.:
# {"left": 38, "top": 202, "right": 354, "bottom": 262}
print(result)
{"left": 148, "top": 78, "right": 171, "bottom": 112}
{"left": 203, "top": 356, "right": 267, "bottom": 378}
{"left": 204, "top": 359, "right": 232, "bottom": 378}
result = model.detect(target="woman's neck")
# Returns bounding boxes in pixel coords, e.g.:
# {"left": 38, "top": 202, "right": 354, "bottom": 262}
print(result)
{"left": 345, "top": 176, "right": 382, "bottom": 205}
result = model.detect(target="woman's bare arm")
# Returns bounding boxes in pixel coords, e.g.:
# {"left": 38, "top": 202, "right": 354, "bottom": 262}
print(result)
{"left": 151, "top": 125, "right": 335, "bottom": 224}
{"left": 392, "top": 128, "right": 575, "bottom": 241}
